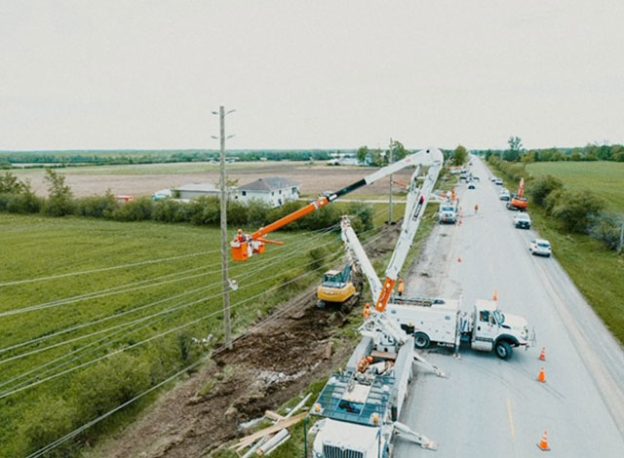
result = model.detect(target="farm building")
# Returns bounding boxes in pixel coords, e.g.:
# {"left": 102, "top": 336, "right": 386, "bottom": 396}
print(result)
{"left": 172, "top": 182, "right": 220, "bottom": 200}
{"left": 234, "top": 177, "right": 300, "bottom": 207}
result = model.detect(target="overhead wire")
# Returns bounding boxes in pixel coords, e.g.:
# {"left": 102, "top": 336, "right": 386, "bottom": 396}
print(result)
{"left": 0, "top": 222, "right": 341, "bottom": 358}
{"left": 23, "top": 222, "right": 391, "bottom": 458}
{"left": 0, "top": 215, "right": 390, "bottom": 399}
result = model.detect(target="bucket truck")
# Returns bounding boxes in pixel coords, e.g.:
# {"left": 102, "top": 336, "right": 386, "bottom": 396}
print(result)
{"left": 308, "top": 150, "right": 445, "bottom": 457}
{"left": 230, "top": 148, "right": 442, "bottom": 262}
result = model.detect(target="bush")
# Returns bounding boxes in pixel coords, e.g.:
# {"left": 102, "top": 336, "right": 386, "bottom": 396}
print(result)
{"left": 71, "top": 354, "right": 151, "bottom": 424}
{"left": 549, "top": 190, "right": 606, "bottom": 233}
{"left": 589, "top": 213, "right": 624, "bottom": 251}
{"left": 246, "top": 199, "right": 272, "bottom": 227}
{"left": 42, "top": 195, "right": 75, "bottom": 216}
{"left": 307, "top": 247, "right": 329, "bottom": 271}
{"left": 227, "top": 200, "right": 249, "bottom": 227}
{"left": 111, "top": 197, "right": 154, "bottom": 222}
{"left": 346, "top": 202, "right": 374, "bottom": 232}
{"left": 153, "top": 199, "right": 189, "bottom": 223}
{"left": 188, "top": 197, "right": 220, "bottom": 225}
{"left": 75, "top": 193, "right": 118, "bottom": 218}
{"left": 0, "top": 191, "right": 43, "bottom": 214}
{"left": 529, "top": 175, "right": 564, "bottom": 207}
{"left": 19, "top": 396, "right": 77, "bottom": 457}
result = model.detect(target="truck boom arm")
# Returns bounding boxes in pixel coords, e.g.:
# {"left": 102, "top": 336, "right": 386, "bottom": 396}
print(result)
{"left": 232, "top": 148, "right": 443, "bottom": 261}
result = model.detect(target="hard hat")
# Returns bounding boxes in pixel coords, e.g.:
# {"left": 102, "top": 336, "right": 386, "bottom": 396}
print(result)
{"left": 367, "top": 356, "right": 373, "bottom": 363}
{"left": 237, "top": 228, "right": 243, "bottom": 233}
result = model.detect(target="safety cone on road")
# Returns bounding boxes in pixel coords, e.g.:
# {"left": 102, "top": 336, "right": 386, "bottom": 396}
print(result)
{"left": 539, "top": 347, "right": 546, "bottom": 362}
{"left": 492, "top": 290, "right": 499, "bottom": 301}
{"left": 537, "top": 367, "right": 547, "bottom": 383}
{"left": 537, "top": 430, "right": 551, "bottom": 451}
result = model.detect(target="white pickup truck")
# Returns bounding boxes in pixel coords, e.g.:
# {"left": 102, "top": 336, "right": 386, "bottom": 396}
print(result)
{"left": 387, "top": 297, "right": 533, "bottom": 359}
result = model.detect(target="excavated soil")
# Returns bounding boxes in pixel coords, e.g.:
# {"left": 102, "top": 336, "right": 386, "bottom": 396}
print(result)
{"left": 92, "top": 224, "right": 400, "bottom": 458}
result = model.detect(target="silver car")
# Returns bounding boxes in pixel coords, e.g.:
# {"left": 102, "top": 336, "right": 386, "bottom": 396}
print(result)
{"left": 529, "top": 239, "right": 552, "bottom": 257}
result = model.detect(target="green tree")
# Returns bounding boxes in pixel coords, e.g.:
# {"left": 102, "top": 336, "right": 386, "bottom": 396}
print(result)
{"left": 357, "top": 146, "right": 370, "bottom": 164}
{"left": 505, "top": 136, "right": 523, "bottom": 161}
{"left": 43, "top": 168, "right": 74, "bottom": 216}
{"left": 0, "top": 171, "right": 27, "bottom": 194}
{"left": 452, "top": 145, "right": 468, "bottom": 166}
{"left": 388, "top": 140, "right": 409, "bottom": 162}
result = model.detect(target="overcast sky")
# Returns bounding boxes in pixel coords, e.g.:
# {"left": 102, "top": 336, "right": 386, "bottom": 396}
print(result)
{"left": 1, "top": 0, "right": 623, "bottom": 151}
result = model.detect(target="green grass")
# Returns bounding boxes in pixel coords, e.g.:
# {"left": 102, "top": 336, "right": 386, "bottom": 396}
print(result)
{"left": 0, "top": 214, "right": 343, "bottom": 457}
{"left": 487, "top": 160, "right": 624, "bottom": 345}
{"left": 526, "top": 161, "right": 624, "bottom": 212}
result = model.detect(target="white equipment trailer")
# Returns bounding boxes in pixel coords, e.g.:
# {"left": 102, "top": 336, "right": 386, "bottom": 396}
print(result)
{"left": 308, "top": 148, "right": 445, "bottom": 457}
{"left": 388, "top": 297, "right": 532, "bottom": 359}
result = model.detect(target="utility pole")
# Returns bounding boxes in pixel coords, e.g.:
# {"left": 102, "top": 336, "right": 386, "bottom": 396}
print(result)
{"left": 618, "top": 222, "right": 624, "bottom": 254}
{"left": 388, "top": 139, "right": 394, "bottom": 224}
{"left": 214, "top": 105, "right": 235, "bottom": 350}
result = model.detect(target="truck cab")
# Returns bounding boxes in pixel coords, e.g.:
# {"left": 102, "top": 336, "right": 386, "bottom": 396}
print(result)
{"left": 438, "top": 200, "right": 458, "bottom": 224}
{"left": 467, "top": 300, "right": 531, "bottom": 359}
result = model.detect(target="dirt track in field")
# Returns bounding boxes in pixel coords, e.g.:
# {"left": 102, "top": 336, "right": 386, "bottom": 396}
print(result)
{"left": 13, "top": 162, "right": 412, "bottom": 198}
{"left": 89, "top": 223, "right": 400, "bottom": 458}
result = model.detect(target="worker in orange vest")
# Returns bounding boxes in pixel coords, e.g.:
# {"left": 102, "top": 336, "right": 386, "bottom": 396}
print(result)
{"left": 236, "top": 228, "right": 246, "bottom": 243}
{"left": 363, "top": 303, "right": 371, "bottom": 319}
{"left": 397, "top": 279, "right": 405, "bottom": 297}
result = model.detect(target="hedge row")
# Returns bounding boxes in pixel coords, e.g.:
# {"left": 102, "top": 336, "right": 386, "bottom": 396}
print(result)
{"left": 0, "top": 191, "right": 374, "bottom": 233}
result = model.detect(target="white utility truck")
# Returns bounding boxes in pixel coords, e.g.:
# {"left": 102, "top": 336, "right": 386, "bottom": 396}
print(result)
{"left": 388, "top": 297, "right": 532, "bottom": 359}
{"left": 308, "top": 148, "right": 445, "bottom": 456}
{"left": 438, "top": 199, "right": 458, "bottom": 224}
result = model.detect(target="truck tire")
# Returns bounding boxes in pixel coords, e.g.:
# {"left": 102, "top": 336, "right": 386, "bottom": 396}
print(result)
{"left": 414, "top": 332, "right": 430, "bottom": 349}
{"left": 495, "top": 341, "right": 512, "bottom": 360}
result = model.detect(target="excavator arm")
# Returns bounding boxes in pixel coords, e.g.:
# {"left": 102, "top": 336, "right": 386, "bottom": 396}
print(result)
{"left": 231, "top": 148, "right": 442, "bottom": 261}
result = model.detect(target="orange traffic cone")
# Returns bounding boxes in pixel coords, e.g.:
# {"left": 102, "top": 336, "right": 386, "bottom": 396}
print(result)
{"left": 537, "top": 430, "right": 551, "bottom": 451}
{"left": 539, "top": 347, "right": 546, "bottom": 362}
{"left": 537, "top": 367, "right": 547, "bottom": 383}
{"left": 492, "top": 290, "right": 499, "bottom": 301}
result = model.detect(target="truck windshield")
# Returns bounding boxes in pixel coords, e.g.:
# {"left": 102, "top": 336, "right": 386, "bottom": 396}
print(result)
{"left": 493, "top": 310, "right": 505, "bottom": 325}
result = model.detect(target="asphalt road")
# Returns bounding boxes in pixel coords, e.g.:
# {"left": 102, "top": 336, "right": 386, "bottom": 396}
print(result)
{"left": 395, "top": 157, "right": 624, "bottom": 457}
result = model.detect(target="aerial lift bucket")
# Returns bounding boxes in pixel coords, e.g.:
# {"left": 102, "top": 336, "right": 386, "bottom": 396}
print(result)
{"left": 231, "top": 242, "right": 249, "bottom": 262}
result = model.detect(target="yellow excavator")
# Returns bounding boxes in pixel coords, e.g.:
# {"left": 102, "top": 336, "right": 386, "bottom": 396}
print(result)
{"left": 316, "top": 263, "right": 361, "bottom": 308}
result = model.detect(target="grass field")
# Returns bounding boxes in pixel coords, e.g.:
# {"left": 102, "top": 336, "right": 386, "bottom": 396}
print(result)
{"left": 526, "top": 161, "right": 624, "bottom": 212}
{"left": 0, "top": 213, "right": 357, "bottom": 457}
{"left": 487, "top": 160, "right": 624, "bottom": 345}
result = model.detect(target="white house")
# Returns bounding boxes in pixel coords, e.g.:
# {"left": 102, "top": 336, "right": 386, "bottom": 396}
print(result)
{"left": 235, "top": 177, "right": 300, "bottom": 207}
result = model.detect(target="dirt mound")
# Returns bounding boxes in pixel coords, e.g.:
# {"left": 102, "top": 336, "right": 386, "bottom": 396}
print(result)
{"left": 94, "top": 224, "right": 400, "bottom": 458}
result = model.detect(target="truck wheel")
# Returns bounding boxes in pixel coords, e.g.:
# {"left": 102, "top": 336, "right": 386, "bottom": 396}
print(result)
{"left": 414, "top": 332, "right": 430, "bottom": 349}
{"left": 495, "top": 341, "right": 512, "bottom": 360}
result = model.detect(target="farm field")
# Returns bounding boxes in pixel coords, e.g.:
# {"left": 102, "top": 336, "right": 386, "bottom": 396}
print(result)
{"left": 10, "top": 161, "right": 413, "bottom": 200}
{"left": 0, "top": 213, "right": 358, "bottom": 457}
{"left": 526, "top": 161, "right": 624, "bottom": 212}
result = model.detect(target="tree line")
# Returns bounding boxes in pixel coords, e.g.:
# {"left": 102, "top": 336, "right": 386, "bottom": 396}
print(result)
{"left": 479, "top": 136, "right": 624, "bottom": 163}
{"left": 0, "top": 150, "right": 345, "bottom": 170}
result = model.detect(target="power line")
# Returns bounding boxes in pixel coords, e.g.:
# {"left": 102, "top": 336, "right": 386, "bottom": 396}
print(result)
{"left": 0, "top": 249, "right": 221, "bottom": 288}
{"left": 0, "top": 222, "right": 340, "bottom": 358}
{"left": 22, "top": 222, "right": 391, "bottom": 457}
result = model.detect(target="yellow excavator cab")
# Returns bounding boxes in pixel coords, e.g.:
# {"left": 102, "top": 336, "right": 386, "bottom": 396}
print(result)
{"left": 317, "top": 264, "right": 357, "bottom": 307}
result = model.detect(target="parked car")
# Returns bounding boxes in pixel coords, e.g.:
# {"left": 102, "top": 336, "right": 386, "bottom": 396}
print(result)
{"left": 513, "top": 213, "right": 532, "bottom": 229}
{"left": 494, "top": 178, "right": 504, "bottom": 185}
{"left": 491, "top": 176, "right": 498, "bottom": 182}
{"left": 499, "top": 189, "right": 511, "bottom": 201}
{"left": 468, "top": 182, "right": 476, "bottom": 190}
{"left": 529, "top": 239, "right": 552, "bottom": 257}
